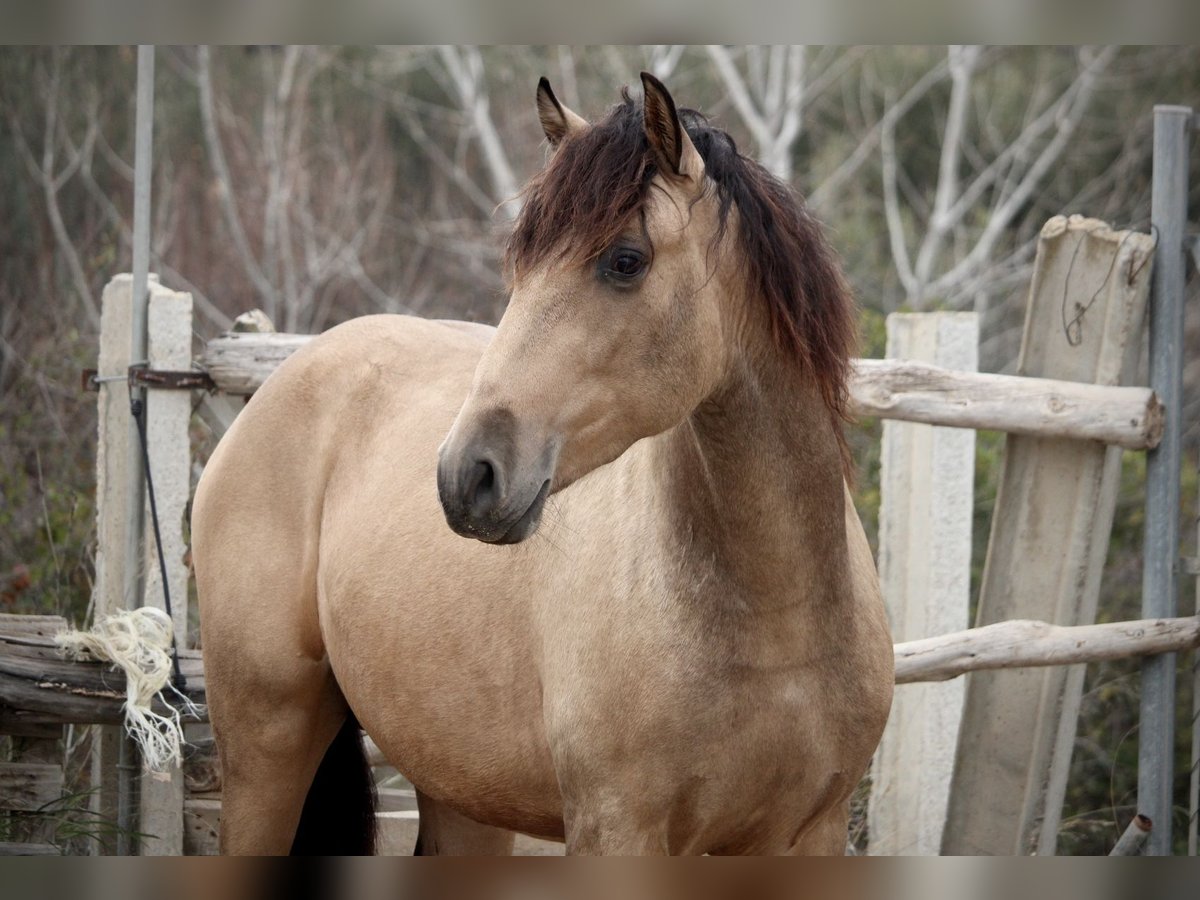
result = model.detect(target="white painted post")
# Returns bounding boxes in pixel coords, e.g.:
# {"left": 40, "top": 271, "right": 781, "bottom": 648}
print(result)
{"left": 140, "top": 283, "right": 193, "bottom": 647}
{"left": 92, "top": 274, "right": 193, "bottom": 855}
{"left": 137, "top": 281, "right": 193, "bottom": 855}
{"left": 91, "top": 274, "right": 136, "bottom": 852}
{"left": 868, "top": 312, "right": 977, "bottom": 856}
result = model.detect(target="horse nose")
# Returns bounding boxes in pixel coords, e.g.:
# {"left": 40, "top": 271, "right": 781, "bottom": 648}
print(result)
{"left": 437, "top": 405, "right": 558, "bottom": 543}
{"left": 463, "top": 457, "right": 500, "bottom": 520}
{"left": 437, "top": 447, "right": 510, "bottom": 537}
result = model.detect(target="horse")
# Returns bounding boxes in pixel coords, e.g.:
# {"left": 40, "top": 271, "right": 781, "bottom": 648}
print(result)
{"left": 191, "top": 72, "right": 893, "bottom": 856}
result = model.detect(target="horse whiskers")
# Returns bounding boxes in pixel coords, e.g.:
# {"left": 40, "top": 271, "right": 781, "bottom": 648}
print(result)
{"left": 543, "top": 496, "right": 579, "bottom": 536}
{"left": 533, "top": 502, "right": 573, "bottom": 559}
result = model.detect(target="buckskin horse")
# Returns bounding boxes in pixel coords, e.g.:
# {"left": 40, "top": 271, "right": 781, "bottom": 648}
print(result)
{"left": 191, "top": 73, "right": 893, "bottom": 855}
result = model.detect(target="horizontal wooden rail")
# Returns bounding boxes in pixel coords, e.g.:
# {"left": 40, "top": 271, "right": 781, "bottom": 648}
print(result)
{"left": 0, "top": 616, "right": 205, "bottom": 728}
{"left": 4, "top": 615, "right": 1197, "bottom": 725}
{"left": 852, "top": 359, "right": 1163, "bottom": 450}
{"left": 199, "top": 332, "right": 1163, "bottom": 449}
{"left": 894, "top": 616, "right": 1200, "bottom": 684}
{"left": 200, "top": 332, "right": 310, "bottom": 396}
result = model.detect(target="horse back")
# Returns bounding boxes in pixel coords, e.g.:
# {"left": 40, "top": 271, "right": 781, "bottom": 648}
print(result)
{"left": 192, "top": 315, "right": 491, "bottom": 691}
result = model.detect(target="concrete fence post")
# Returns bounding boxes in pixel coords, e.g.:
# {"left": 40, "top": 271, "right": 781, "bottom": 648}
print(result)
{"left": 868, "top": 311, "right": 977, "bottom": 856}
{"left": 136, "top": 281, "right": 193, "bottom": 856}
{"left": 91, "top": 274, "right": 135, "bottom": 852}
{"left": 92, "top": 274, "right": 192, "bottom": 855}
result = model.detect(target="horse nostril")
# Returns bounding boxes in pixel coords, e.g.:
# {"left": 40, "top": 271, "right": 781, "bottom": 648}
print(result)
{"left": 465, "top": 459, "right": 497, "bottom": 517}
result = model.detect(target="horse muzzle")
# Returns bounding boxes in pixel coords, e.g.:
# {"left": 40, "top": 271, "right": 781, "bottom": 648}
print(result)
{"left": 436, "top": 409, "right": 559, "bottom": 545}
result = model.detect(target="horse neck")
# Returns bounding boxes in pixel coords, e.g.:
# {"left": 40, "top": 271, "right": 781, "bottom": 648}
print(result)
{"left": 653, "top": 303, "right": 851, "bottom": 610}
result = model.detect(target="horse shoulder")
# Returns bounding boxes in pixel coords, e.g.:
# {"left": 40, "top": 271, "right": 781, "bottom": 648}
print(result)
{"left": 840, "top": 482, "right": 894, "bottom": 721}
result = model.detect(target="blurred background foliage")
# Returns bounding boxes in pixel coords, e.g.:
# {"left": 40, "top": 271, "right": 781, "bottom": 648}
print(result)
{"left": 1, "top": 45, "right": 1198, "bottom": 853}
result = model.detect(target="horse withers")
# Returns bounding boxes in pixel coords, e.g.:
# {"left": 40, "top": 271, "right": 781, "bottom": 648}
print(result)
{"left": 191, "top": 73, "right": 893, "bottom": 856}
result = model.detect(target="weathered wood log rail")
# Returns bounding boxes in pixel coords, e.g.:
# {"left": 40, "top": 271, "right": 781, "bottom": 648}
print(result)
{"left": 0, "top": 616, "right": 205, "bottom": 729}
{"left": 199, "top": 333, "right": 1164, "bottom": 450}
{"left": 4, "top": 614, "right": 1197, "bottom": 725}
{"left": 893, "top": 616, "right": 1200, "bottom": 684}
{"left": 852, "top": 359, "right": 1163, "bottom": 451}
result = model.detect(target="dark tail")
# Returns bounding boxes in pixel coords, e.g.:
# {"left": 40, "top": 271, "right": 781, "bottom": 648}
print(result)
{"left": 290, "top": 717, "right": 377, "bottom": 855}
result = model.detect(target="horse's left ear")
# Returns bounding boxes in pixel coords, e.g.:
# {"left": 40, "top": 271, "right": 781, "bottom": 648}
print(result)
{"left": 536, "top": 77, "right": 588, "bottom": 147}
{"left": 640, "top": 72, "right": 703, "bottom": 183}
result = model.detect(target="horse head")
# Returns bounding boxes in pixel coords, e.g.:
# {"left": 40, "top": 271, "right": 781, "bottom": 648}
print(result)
{"left": 437, "top": 74, "right": 730, "bottom": 544}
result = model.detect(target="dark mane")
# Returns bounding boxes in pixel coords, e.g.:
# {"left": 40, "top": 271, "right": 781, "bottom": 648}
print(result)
{"left": 506, "top": 88, "right": 858, "bottom": 447}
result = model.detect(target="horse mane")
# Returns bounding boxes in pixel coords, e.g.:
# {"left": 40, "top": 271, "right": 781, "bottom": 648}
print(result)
{"left": 506, "top": 88, "right": 858, "bottom": 463}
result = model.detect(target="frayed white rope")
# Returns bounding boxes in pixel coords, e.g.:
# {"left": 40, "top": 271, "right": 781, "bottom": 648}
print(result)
{"left": 56, "top": 607, "right": 199, "bottom": 772}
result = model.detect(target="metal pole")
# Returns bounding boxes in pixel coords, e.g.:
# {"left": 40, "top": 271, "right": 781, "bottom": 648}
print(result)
{"left": 1191, "top": 196, "right": 1200, "bottom": 858}
{"left": 1192, "top": 482, "right": 1200, "bottom": 856}
{"left": 1138, "top": 103, "right": 1191, "bottom": 856}
{"left": 117, "top": 43, "right": 155, "bottom": 857}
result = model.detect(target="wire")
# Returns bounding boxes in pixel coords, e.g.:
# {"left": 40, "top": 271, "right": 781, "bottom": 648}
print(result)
{"left": 130, "top": 392, "right": 187, "bottom": 691}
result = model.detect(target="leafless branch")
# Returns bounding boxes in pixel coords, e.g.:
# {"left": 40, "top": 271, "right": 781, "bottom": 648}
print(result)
{"left": 911, "top": 45, "right": 981, "bottom": 290}
{"left": 708, "top": 45, "right": 806, "bottom": 177}
{"left": 436, "top": 46, "right": 520, "bottom": 218}
{"left": 880, "top": 111, "right": 918, "bottom": 297}
{"left": 809, "top": 55, "right": 951, "bottom": 212}
{"left": 197, "top": 45, "right": 279, "bottom": 318}
{"left": 928, "top": 46, "right": 1117, "bottom": 298}
{"left": 557, "top": 46, "right": 582, "bottom": 112}
{"left": 61, "top": 104, "right": 231, "bottom": 330}
{"left": 646, "top": 45, "right": 685, "bottom": 81}
{"left": 9, "top": 54, "right": 100, "bottom": 328}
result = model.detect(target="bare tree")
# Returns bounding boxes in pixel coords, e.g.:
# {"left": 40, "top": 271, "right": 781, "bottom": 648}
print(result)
{"left": 349, "top": 46, "right": 521, "bottom": 310}
{"left": 556, "top": 46, "right": 582, "bottom": 112}
{"left": 47, "top": 76, "right": 232, "bottom": 331}
{"left": 706, "top": 45, "right": 807, "bottom": 181}
{"left": 645, "top": 45, "right": 685, "bottom": 82}
{"left": 878, "top": 45, "right": 1119, "bottom": 311}
{"left": 195, "top": 46, "right": 407, "bottom": 332}
{"left": 432, "top": 46, "right": 521, "bottom": 219}
{"left": 8, "top": 50, "right": 100, "bottom": 329}
{"left": 703, "top": 46, "right": 868, "bottom": 184}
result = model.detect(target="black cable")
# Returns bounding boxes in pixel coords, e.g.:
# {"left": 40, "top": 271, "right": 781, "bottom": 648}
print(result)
{"left": 130, "top": 393, "right": 187, "bottom": 691}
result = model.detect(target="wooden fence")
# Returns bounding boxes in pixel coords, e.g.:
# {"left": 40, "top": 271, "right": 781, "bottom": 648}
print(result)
{"left": 0, "top": 214, "right": 1191, "bottom": 856}
{"left": 201, "top": 334, "right": 1163, "bottom": 450}
{"left": 4, "top": 610, "right": 1196, "bottom": 854}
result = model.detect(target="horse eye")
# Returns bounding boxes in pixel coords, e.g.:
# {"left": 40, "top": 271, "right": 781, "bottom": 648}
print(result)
{"left": 602, "top": 248, "right": 647, "bottom": 283}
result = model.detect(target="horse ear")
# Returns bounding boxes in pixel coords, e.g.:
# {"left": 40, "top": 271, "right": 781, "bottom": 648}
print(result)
{"left": 640, "top": 72, "right": 703, "bottom": 182}
{"left": 536, "top": 77, "right": 587, "bottom": 147}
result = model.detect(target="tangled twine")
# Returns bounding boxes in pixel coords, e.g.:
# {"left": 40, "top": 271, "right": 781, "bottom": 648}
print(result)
{"left": 56, "top": 607, "right": 198, "bottom": 772}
